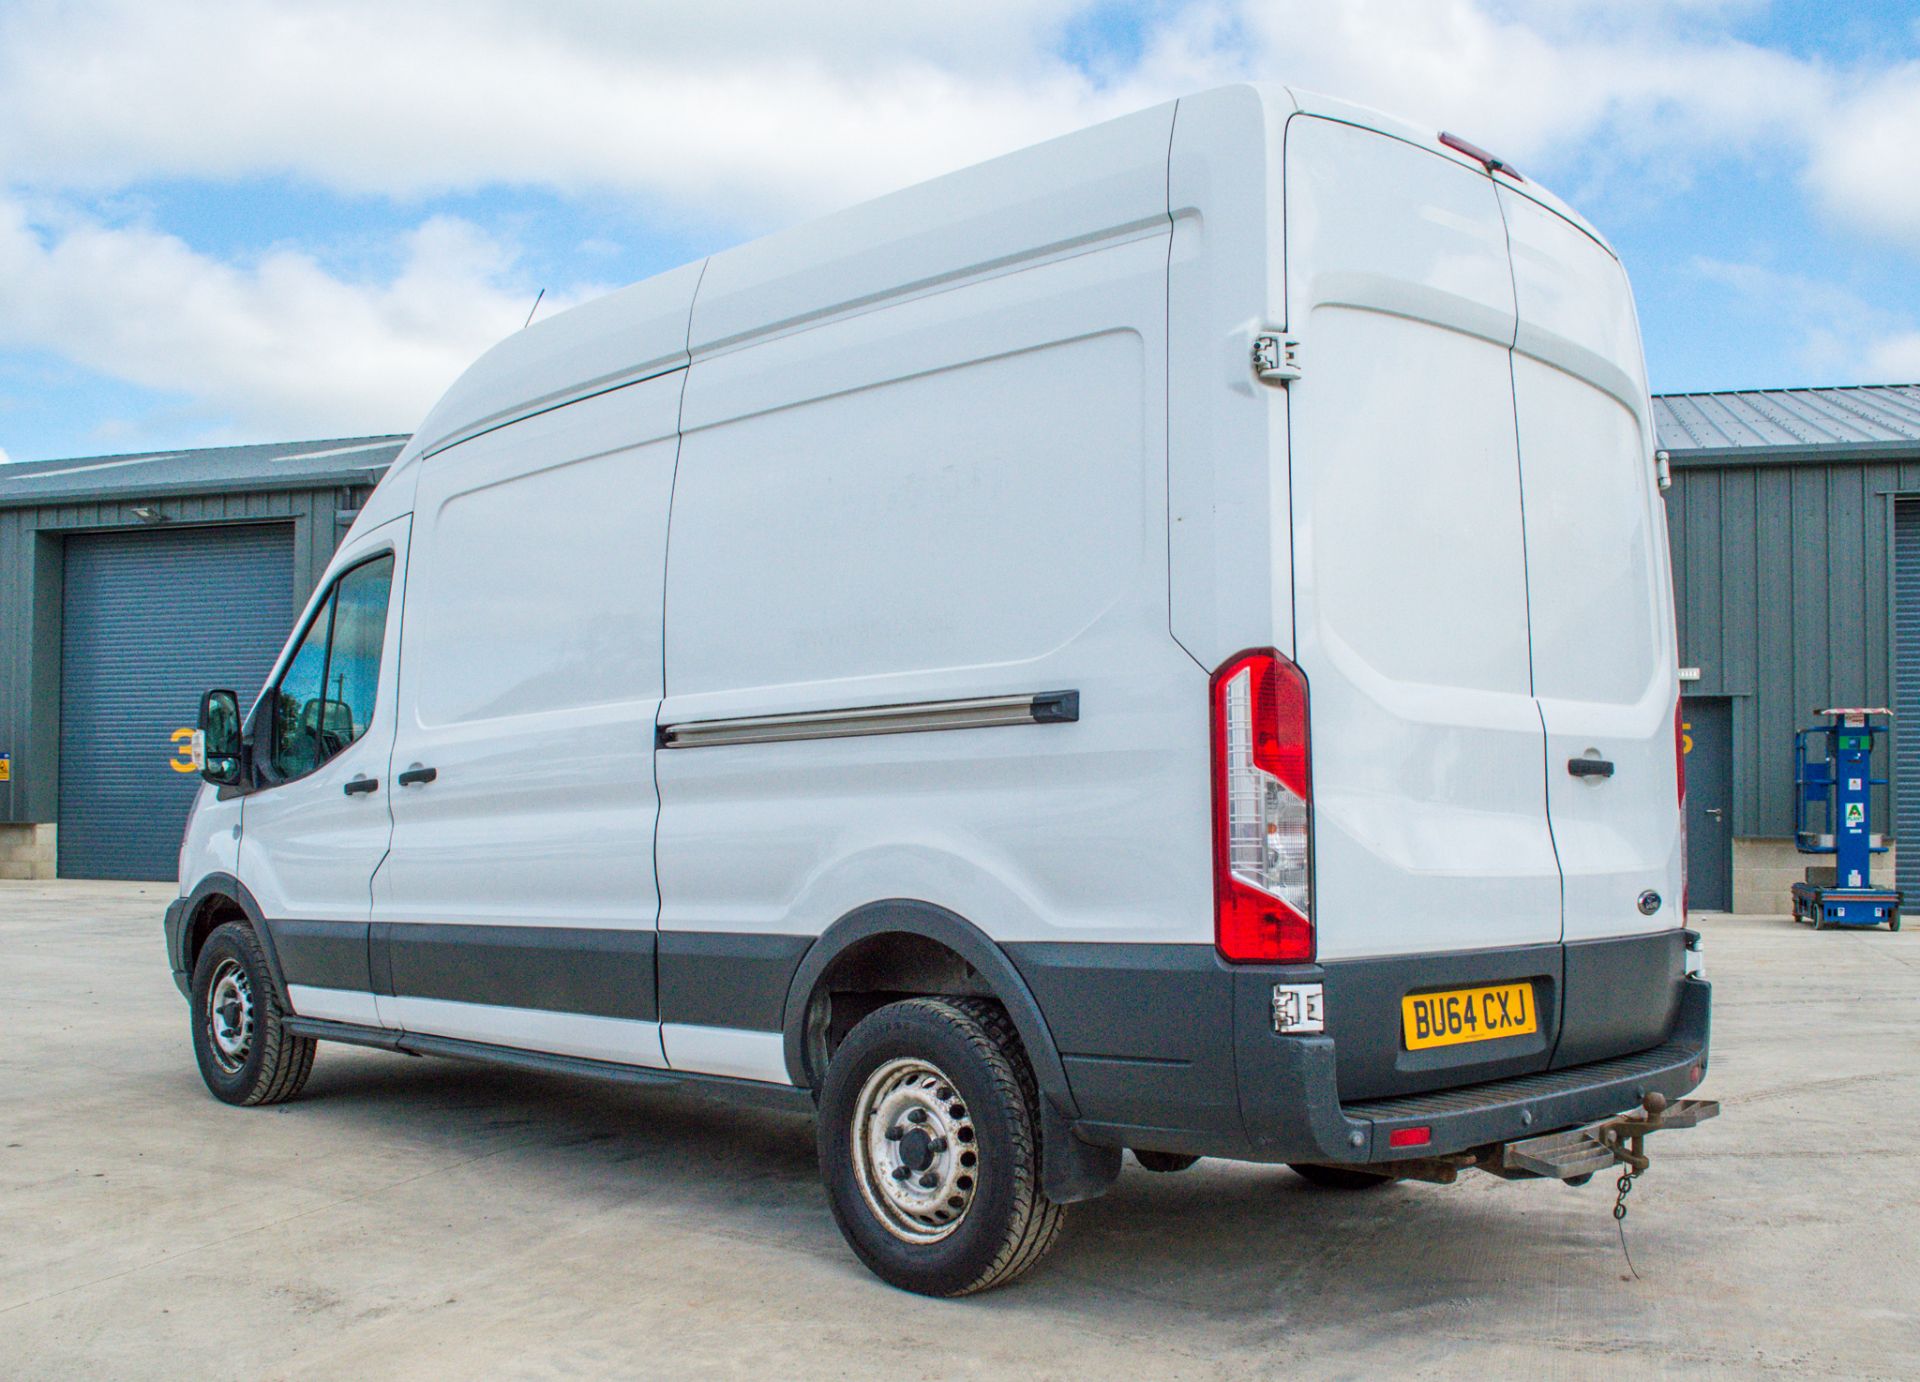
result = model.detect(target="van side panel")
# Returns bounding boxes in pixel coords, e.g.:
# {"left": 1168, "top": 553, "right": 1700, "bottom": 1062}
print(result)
{"left": 1166, "top": 84, "right": 1297, "bottom": 669}
{"left": 1284, "top": 116, "right": 1564, "bottom": 963}
{"left": 688, "top": 104, "right": 1175, "bottom": 354}
{"left": 657, "top": 228, "right": 1209, "bottom": 996}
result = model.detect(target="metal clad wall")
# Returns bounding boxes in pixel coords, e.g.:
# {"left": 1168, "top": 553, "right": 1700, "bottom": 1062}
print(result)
{"left": 1, "top": 485, "right": 366, "bottom": 828}
{"left": 57, "top": 525, "right": 294, "bottom": 879}
{"left": 1895, "top": 500, "right": 1920, "bottom": 898}
{"left": 1667, "top": 457, "right": 1916, "bottom": 841}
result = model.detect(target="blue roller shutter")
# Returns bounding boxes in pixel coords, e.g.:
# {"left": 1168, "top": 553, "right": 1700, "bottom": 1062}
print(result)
{"left": 1895, "top": 500, "right": 1920, "bottom": 901}
{"left": 58, "top": 524, "right": 294, "bottom": 879}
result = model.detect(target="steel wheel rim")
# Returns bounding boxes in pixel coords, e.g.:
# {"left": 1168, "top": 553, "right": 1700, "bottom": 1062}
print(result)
{"left": 206, "top": 958, "right": 254, "bottom": 1074}
{"left": 850, "top": 1057, "right": 980, "bottom": 1244}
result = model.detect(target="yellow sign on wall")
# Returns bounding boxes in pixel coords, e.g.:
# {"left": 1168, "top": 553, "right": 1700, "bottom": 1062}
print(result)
{"left": 0, "top": 753, "right": 9, "bottom": 783}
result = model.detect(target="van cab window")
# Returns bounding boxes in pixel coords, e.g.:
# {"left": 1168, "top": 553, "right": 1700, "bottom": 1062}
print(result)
{"left": 262, "top": 554, "right": 394, "bottom": 783}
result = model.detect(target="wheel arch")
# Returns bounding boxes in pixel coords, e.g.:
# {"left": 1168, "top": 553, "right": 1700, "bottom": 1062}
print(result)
{"left": 781, "top": 900, "right": 1077, "bottom": 1120}
{"left": 179, "top": 873, "right": 289, "bottom": 1004}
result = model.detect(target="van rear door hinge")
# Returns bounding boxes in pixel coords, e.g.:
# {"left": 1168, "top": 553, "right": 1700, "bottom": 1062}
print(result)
{"left": 1252, "top": 333, "right": 1301, "bottom": 385}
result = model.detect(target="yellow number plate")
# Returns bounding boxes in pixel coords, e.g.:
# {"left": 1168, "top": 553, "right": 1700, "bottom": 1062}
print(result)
{"left": 1401, "top": 982, "right": 1537, "bottom": 1051}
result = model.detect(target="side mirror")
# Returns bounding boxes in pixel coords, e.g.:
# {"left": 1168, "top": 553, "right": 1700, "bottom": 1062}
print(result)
{"left": 199, "top": 689, "right": 243, "bottom": 786}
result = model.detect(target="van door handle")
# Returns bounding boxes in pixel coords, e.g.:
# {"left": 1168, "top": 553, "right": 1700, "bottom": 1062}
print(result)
{"left": 1567, "top": 757, "right": 1615, "bottom": 779}
{"left": 397, "top": 766, "right": 438, "bottom": 787}
{"left": 343, "top": 775, "right": 380, "bottom": 796}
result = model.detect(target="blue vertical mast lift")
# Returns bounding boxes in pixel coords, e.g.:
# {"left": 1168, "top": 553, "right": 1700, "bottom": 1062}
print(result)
{"left": 1791, "top": 707, "right": 1901, "bottom": 931}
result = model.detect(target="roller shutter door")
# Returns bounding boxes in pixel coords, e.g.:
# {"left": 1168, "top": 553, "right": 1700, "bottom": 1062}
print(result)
{"left": 59, "top": 524, "right": 293, "bottom": 879}
{"left": 1896, "top": 500, "right": 1920, "bottom": 901}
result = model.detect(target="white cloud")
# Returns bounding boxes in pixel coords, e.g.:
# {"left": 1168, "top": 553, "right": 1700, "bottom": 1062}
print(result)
{"left": 1, "top": 0, "right": 1918, "bottom": 450}
{"left": 0, "top": 0, "right": 1874, "bottom": 223}
{"left": 0, "top": 200, "right": 552, "bottom": 437}
{"left": 1692, "top": 256, "right": 1920, "bottom": 384}
{"left": 1867, "top": 332, "right": 1920, "bottom": 381}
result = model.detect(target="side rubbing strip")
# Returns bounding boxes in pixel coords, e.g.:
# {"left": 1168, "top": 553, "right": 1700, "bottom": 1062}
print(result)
{"left": 659, "top": 689, "right": 1079, "bottom": 749}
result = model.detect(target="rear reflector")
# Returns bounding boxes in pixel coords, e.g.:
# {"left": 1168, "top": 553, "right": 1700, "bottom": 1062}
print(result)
{"left": 1388, "top": 1127, "right": 1432, "bottom": 1149}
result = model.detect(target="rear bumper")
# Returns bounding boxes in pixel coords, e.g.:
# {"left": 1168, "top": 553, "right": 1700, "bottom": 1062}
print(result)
{"left": 1008, "top": 934, "right": 1710, "bottom": 1167}
{"left": 1298, "top": 978, "right": 1710, "bottom": 1163}
{"left": 163, "top": 896, "right": 191, "bottom": 997}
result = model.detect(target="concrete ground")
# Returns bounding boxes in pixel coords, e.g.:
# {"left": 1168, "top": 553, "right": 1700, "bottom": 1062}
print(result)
{"left": 2, "top": 883, "right": 1916, "bottom": 1380}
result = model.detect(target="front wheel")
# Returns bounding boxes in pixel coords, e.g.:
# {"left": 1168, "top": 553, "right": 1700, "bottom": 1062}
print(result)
{"left": 818, "top": 997, "right": 1065, "bottom": 1296}
{"left": 190, "top": 921, "right": 315, "bottom": 1105}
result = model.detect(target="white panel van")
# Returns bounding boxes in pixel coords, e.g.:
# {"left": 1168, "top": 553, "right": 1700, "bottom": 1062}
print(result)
{"left": 166, "top": 84, "right": 1713, "bottom": 1296}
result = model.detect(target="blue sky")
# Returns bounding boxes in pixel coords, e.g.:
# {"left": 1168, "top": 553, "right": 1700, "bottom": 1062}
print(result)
{"left": 1, "top": 0, "right": 1917, "bottom": 463}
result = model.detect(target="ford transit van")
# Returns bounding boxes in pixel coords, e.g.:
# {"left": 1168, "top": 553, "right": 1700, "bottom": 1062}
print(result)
{"left": 165, "top": 83, "right": 1713, "bottom": 1296}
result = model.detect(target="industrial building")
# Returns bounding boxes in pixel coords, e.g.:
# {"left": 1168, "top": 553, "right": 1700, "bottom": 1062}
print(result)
{"left": 1659, "top": 384, "right": 1920, "bottom": 910}
{"left": 3, "top": 386, "right": 1919, "bottom": 910}
{"left": 0, "top": 437, "right": 405, "bottom": 880}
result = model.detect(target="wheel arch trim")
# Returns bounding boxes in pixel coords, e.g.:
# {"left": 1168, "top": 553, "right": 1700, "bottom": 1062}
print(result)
{"left": 780, "top": 900, "right": 1079, "bottom": 1119}
{"left": 179, "top": 873, "right": 290, "bottom": 1006}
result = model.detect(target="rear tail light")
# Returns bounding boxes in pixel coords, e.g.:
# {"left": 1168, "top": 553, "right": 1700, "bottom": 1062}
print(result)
{"left": 1211, "top": 649, "right": 1313, "bottom": 963}
{"left": 1388, "top": 1126, "right": 1432, "bottom": 1149}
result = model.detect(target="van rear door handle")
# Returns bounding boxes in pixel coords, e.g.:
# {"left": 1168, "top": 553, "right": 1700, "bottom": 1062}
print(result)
{"left": 1567, "top": 757, "right": 1615, "bottom": 779}
{"left": 343, "top": 776, "right": 380, "bottom": 796}
{"left": 397, "top": 766, "right": 438, "bottom": 787}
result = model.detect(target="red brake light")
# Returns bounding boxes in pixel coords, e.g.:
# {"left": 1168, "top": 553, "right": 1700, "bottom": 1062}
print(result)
{"left": 1211, "top": 649, "right": 1313, "bottom": 964}
{"left": 1439, "top": 131, "right": 1524, "bottom": 182}
{"left": 1388, "top": 1127, "right": 1432, "bottom": 1149}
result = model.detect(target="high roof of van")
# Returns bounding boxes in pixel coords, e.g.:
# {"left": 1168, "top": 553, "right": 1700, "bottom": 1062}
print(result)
{"left": 390, "top": 83, "right": 1612, "bottom": 478}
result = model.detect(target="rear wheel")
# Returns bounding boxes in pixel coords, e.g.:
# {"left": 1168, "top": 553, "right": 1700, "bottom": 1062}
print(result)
{"left": 190, "top": 921, "right": 315, "bottom": 1106}
{"left": 1289, "top": 1163, "right": 1394, "bottom": 1191}
{"left": 818, "top": 997, "right": 1064, "bottom": 1296}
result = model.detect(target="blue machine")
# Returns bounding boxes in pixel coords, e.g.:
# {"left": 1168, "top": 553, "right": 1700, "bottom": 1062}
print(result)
{"left": 1790, "top": 707, "right": 1901, "bottom": 931}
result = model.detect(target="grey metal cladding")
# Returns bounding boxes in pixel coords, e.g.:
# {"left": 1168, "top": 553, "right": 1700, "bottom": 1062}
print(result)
{"left": 57, "top": 523, "right": 294, "bottom": 879}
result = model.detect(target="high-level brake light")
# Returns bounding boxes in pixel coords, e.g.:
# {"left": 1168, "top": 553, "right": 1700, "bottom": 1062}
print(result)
{"left": 1439, "top": 131, "right": 1524, "bottom": 182}
{"left": 1211, "top": 649, "right": 1313, "bottom": 963}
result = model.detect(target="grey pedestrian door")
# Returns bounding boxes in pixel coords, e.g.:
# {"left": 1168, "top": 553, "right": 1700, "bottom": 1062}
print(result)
{"left": 59, "top": 524, "right": 294, "bottom": 880}
{"left": 1682, "top": 696, "right": 1733, "bottom": 912}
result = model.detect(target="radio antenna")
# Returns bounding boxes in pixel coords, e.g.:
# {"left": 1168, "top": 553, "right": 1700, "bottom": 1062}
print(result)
{"left": 523, "top": 287, "right": 546, "bottom": 329}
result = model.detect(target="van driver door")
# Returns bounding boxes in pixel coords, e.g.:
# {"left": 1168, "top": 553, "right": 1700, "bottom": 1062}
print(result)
{"left": 237, "top": 516, "right": 409, "bottom": 1026}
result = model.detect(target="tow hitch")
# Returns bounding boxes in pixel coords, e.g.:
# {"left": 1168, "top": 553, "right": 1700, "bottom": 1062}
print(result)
{"left": 1496, "top": 1092, "right": 1720, "bottom": 1182}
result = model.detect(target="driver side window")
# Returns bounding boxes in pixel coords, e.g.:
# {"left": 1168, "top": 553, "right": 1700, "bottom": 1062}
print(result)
{"left": 263, "top": 554, "right": 395, "bottom": 784}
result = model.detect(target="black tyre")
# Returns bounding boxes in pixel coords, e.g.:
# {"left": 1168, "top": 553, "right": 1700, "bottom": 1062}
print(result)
{"left": 1133, "top": 1149, "right": 1200, "bottom": 1174}
{"left": 1289, "top": 1162, "right": 1394, "bottom": 1191}
{"left": 818, "top": 997, "right": 1065, "bottom": 1296}
{"left": 189, "top": 921, "right": 315, "bottom": 1106}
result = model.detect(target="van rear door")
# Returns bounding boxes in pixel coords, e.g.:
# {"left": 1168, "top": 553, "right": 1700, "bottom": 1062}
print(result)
{"left": 1283, "top": 116, "right": 1565, "bottom": 965}
{"left": 1500, "top": 188, "right": 1683, "bottom": 944}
